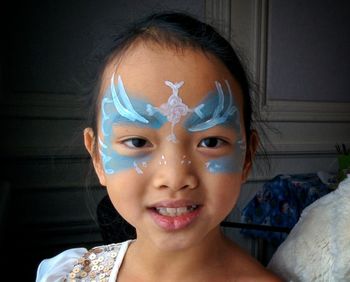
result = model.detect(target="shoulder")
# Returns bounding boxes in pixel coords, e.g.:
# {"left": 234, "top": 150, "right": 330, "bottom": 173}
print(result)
{"left": 36, "top": 241, "right": 131, "bottom": 282}
{"left": 226, "top": 243, "right": 283, "bottom": 282}
{"left": 235, "top": 256, "right": 283, "bottom": 282}
{"left": 239, "top": 269, "right": 284, "bottom": 282}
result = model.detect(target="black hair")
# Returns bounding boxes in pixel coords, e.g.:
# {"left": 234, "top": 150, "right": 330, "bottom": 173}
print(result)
{"left": 86, "top": 11, "right": 254, "bottom": 154}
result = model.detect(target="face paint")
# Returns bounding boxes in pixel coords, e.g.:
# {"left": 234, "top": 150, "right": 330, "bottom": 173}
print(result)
{"left": 185, "top": 80, "right": 239, "bottom": 132}
{"left": 181, "top": 155, "right": 192, "bottom": 165}
{"left": 100, "top": 74, "right": 166, "bottom": 175}
{"left": 133, "top": 161, "right": 145, "bottom": 174}
{"left": 100, "top": 74, "right": 246, "bottom": 175}
{"left": 185, "top": 80, "right": 246, "bottom": 173}
{"left": 110, "top": 74, "right": 149, "bottom": 124}
{"left": 159, "top": 155, "right": 167, "bottom": 165}
{"left": 99, "top": 136, "right": 150, "bottom": 175}
{"left": 205, "top": 141, "right": 246, "bottom": 173}
{"left": 146, "top": 81, "right": 204, "bottom": 143}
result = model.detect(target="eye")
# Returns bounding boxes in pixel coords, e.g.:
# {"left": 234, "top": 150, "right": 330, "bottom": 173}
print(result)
{"left": 198, "top": 137, "right": 225, "bottom": 148}
{"left": 123, "top": 138, "right": 150, "bottom": 149}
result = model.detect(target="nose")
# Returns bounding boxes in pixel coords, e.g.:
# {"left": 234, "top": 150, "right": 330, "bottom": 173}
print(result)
{"left": 151, "top": 155, "right": 199, "bottom": 191}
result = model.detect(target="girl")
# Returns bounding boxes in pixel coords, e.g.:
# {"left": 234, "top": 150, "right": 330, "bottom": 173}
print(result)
{"left": 36, "top": 12, "right": 282, "bottom": 282}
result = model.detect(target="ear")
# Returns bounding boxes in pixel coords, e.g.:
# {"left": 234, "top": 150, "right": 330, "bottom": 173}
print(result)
{"left": 241, "top": 129, "right": 259, "bottom": 183}
{"left": 84, "top": 128, "right": 107, "bottom": 186}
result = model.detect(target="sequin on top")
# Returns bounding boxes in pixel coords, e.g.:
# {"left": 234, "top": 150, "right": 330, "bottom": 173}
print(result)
{"left": 66, "top": 243, "right": 121, "bottom": 282}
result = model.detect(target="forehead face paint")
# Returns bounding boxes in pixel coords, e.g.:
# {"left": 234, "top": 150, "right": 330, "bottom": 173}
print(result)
{"left": 100, "top": 74, "right": 167, "bottom": 175}
{"left": 185, "top": 80, "right": 246, "bottom": 173}
{"left": 185, "top": 81, "right": 239, "bottom": 132}
{"left": 146, "top": 81, "right": 204, "bottom": 143}
{"left": 103, "top": 74, "right": 167, "bottom": 132}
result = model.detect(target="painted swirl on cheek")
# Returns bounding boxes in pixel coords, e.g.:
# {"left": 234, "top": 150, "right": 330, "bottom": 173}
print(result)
{"left": 184, "top": 80, "right": 247, "bottom": 173}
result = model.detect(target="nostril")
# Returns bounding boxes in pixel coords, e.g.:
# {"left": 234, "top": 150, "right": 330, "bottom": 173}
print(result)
{"left": 152, "top": 162, "right": 199, "bottom": 190}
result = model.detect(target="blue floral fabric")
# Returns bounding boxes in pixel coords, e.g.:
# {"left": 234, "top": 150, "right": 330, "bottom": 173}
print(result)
{"left": 240, "top": 173, "right": 331, "bottom": 246}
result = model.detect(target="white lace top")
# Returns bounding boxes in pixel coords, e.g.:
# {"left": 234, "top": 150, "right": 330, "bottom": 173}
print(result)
{"left": 36, "top": 240, "right": 133, "bottom": 282}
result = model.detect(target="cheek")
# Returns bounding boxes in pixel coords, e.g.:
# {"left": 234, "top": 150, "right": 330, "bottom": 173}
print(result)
{"left": 207, "top": 174, "right": 242, "bottom": 214}
{"left": 100, "top": 139, "right": 151, "bottom": 175}
{"left": 104, "top": 172, "right": 145, "bottom": 220}
{"left": 205, "top": 143, "right": 246, "bottom": 174}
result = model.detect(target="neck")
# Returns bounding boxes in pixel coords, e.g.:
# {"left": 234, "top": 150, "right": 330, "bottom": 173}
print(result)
{"left": 123, "top": 227, "right": 233, "bottom": 280}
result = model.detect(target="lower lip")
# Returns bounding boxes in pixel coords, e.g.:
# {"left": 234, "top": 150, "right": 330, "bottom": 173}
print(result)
{"left": 149, "top": 207, "right": 201, "bottom": 231}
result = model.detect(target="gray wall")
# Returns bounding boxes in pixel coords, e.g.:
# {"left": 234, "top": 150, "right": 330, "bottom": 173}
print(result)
{"left": 267, "top": 0, "right": 350, "bottom": 102}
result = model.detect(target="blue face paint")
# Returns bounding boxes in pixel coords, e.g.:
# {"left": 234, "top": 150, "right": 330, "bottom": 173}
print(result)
{"left": 101, "top": 92, "right": 166, "bottom": 135}
{"left": 100, "top": 75, "right": 167, "bottom": 175}
{"left": 110, "top": 74, "right": 149, "bottom": 124}
{"left": 205, "top": 141, "right": 246, "bottom": 173}
{"left": 185, "top": 80, "right": 246, "bottom": 173}
{"left": 99, "top": 136, "right": 150, "bottom": 174}
{"left": 185, "top": 80, "right": 240, "bottom": 132}
{"left": 100, "top": 75, "right": 246, "bottom": 175}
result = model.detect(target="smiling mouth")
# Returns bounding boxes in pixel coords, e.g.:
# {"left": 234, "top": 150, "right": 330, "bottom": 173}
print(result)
{"left": 154, "top": 205, "right": 199, "bottom": 217}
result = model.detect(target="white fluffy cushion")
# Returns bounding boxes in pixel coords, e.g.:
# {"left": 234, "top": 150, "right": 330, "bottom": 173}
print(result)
{"left": 268, "top": 175, "right": 350, "bottom": 282}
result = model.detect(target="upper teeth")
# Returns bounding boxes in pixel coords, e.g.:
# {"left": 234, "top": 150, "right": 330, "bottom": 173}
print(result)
{"left": 156, "top": 205, "right": 197, "bottom": 217}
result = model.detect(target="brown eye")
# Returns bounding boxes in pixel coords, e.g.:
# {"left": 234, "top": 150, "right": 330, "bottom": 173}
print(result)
{"left": 123, "top": 138, "right": 148, "bottom": 148}
{"left": 199, "top": 137, "right": 224, "bottom": 148}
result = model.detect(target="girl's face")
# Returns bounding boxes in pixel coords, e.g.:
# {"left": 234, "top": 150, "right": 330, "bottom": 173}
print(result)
{"left": 85, "top": 42, "right": 257, "bottom": 251}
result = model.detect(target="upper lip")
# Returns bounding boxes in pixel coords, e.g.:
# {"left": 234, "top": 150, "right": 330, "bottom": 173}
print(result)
{"left": 149, "top": 199, "right": 201, "bottom": 208}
